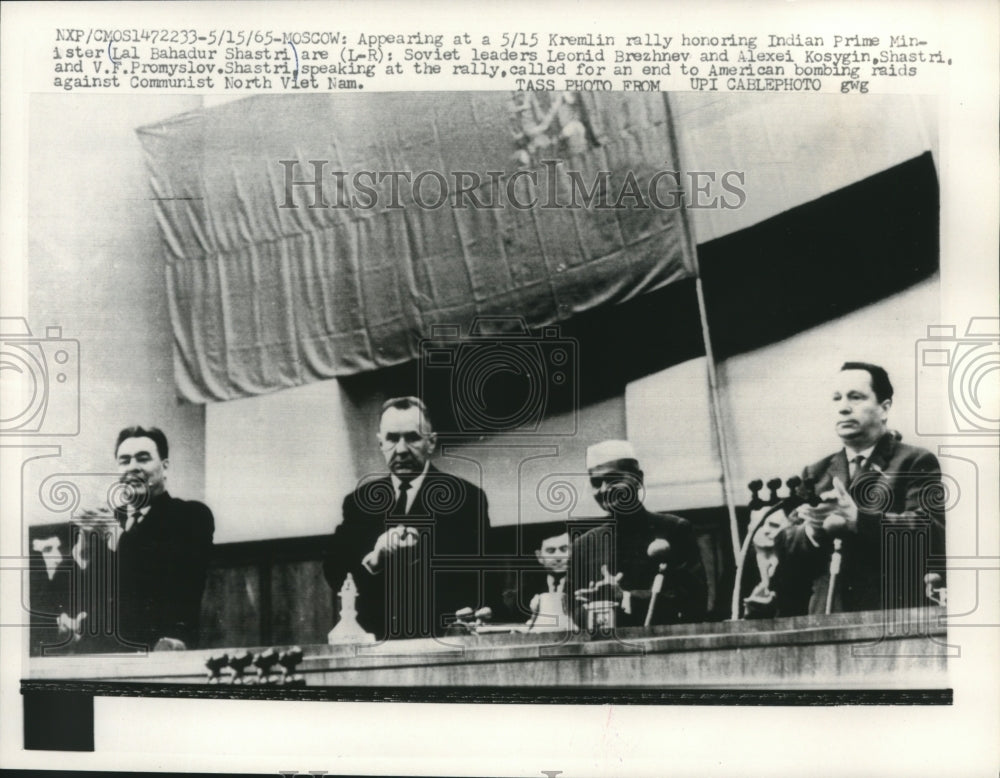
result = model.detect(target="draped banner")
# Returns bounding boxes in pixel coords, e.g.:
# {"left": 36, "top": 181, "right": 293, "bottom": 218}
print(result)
{"left": 137, "top": 93, "right": 695, "bottom": 403}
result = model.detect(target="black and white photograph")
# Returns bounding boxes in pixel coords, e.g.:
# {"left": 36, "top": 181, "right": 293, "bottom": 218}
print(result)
{"left": 1, "top": 1, "right": 997, "bottom": 776}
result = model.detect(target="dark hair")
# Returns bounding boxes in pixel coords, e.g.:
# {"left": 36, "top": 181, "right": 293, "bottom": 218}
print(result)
{"left": 840, "top": 362, "right": 894, "bottom": 403}
{"left": 380, "top": 396, "right": 433, "bottom": 429}
{"left": 115, "top": 426, "right": 169, "bottom": 460}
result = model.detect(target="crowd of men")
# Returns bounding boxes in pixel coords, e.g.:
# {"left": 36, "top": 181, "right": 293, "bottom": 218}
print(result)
{"left": 31, "top": 361, "right": 944, "bottom": 652}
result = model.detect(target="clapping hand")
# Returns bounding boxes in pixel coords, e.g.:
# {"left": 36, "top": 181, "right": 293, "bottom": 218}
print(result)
{"left": 363, "top": 526, "right": 421, "bottom": 572}
{"left": 71, "top": 507, "right": 121, "bottom": 565}
{"left": 792, "top": 477, "right": 858, "bottom": 540}
{"left": 57, "top": 611, "right": 87, "bottom": 643}
{"left": 743, "top": 582, "right": 777, "bottom": 618}
{"left": 819, "top": 477, "right": 859, "bottom": 536}
{"left": 574, "top": 564, "right": 625, "bottom": 604}
{"left": 375, "top": 525, "right": 420, "bottom": 554}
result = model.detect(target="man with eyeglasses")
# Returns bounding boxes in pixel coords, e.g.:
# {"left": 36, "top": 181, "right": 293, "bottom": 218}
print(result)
{"left": 323, "top": 397, "right": 492, "bottom": 640}
{"left": 571, "top": 440, "right": 708, "bottom": 629}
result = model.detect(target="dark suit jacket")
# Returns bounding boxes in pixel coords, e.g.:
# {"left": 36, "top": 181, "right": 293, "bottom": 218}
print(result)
{"left": 323, "top": 465, "right": 490, "bottom": 640}
{"left": 570, "top": 508, "right": 708, "bottom": 628}
{"left": 114, "top": 492, "right": 215, "bottom": 650}
{"left": 27, "top": 524, "right": 73, "bottom": 655}
{"left": 737, "top": 546, "right": 814, "bottom": 620}
{"left": 777, "top": 431, "right": 943, "bottom": 614}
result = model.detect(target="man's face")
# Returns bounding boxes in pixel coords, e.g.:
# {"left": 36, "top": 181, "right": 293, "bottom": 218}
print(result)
{"left": 754, "top": 510, "right": 791, "bottom": 551}
{"left": 116, "top": 436, "right": 168, "bottom": 504}
{"left": 589, "top": 460, "right": 644, "bottom": 515}
{"left": 378, "top": 405, "right": 436, "bottom": 479}
{"left": 535, "top": 532, "right": 570, "bottom": 574}
{"left": 832, "top": 369, "right": 890, "bottom": 448}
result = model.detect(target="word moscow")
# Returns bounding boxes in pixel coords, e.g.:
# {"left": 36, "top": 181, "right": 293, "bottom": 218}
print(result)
{"left": 278, "top": 160, "right": 747, "bottom": 211}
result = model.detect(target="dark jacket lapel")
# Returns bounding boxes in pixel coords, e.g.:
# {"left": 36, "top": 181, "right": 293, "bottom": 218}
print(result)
{"left": 865, "top": 431, "right": 898, "bottom": 475}
{"left": 407, "top": 464, "right": 441, "bottom": 518}
{"left": 824, "top": 450, "right": 850, "bottom": 491}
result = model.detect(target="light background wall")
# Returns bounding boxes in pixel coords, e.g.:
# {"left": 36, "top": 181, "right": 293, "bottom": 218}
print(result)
{"left": 671, "top": 92, "right": 938, "bottom": 243}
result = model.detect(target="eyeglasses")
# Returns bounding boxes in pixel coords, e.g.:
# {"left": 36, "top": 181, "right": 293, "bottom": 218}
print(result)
{"left": 589, "top": 473, "right": 639, "bottom": 490}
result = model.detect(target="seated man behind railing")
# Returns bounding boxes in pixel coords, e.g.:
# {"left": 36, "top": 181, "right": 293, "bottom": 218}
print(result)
{"left": 571, "top": 440, "right": 708, "bottom": 630}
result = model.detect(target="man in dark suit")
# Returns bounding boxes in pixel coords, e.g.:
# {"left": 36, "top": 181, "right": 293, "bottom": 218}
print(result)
{"left": 28, "top": 523, "right": 77, "bottom": 655}
{"left": 323, "top": 397, "right": 491, "bottom": 640}
{"left": 113, "top": 426, "right": 215, "bottom": 649}
{"left": 571, "top": 440, "right": 708, "bottom": 629}
{"left": 739, "top": 504, "right": 798, "bottom": 619}
{"left": 62, "top": 426, "right": 215, "bottom": 651}
{"left": 527, "top": 529, "right": 570, "bottom": 606}
{"left": 777, "top": 362, "right": 944, "bottom": 614}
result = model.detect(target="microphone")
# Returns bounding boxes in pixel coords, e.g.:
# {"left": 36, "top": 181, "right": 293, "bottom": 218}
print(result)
{"left": 205, "top": 653, "right": 229, "bottom": 684}
{"left": 799, "top": 477, "right": 821, "bottom": 507}
{"left": 647, "top": 538, "right": 671, "bottom": 560}
{"left": 924, "top": 572, "right": 946, "bottom": 606}
{"left": 253, "top": 648, "right": 280, "bottom": 684}
{"left": 228, "top": 650, "right": 254, "bottom": 684}
{"left": 449, "top": 606, "right": 476, "bottom": 634}
{"left": 278, "top": 646, "right": 305, "bottom": 686}
{"left": 766, "top": 478, "right": 782, "bottom": 506}
{"left": 644, "top": 539, "right": 671, "bottom": 627}
{"left": 450, "top": 606, "right": 493, "bottom": 634}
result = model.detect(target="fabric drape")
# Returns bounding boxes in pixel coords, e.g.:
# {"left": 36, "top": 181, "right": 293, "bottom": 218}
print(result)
{"left": 137, "top": 92, "right": 694, "bottom": 403}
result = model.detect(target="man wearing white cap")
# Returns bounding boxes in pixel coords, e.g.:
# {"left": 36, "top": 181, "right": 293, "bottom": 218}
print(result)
{"left": 571, "top": 440, "right": 708, "bottom": 628}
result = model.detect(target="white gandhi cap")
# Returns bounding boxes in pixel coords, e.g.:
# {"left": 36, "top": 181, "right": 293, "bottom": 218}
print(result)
{"left": 586, "top": 439, "right": 638, "bottom": 470}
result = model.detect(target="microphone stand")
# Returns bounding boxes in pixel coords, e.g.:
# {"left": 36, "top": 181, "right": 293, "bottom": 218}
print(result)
{"left": 732, "top": 512, "right": 768, "bottom": 619}
{"left": 825, "top": 538, "right": 843, "bottom": 615}
{"left": 643, "top": 538, "right": 672, "bottom": 628}
{"left": 644, "top": 562, "right": 667, "bottom": 628}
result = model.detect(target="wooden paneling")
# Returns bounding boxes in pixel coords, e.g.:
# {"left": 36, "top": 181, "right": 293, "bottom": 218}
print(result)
{"left": 270, "top": 560, "right": 334, "bottom": 647}
{"left": 199, "top": 564, "right": 261, "bottom": 649}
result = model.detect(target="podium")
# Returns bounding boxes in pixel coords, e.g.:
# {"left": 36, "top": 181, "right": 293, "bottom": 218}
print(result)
{"left": 27, "top": 607, "right": 948, "bottom": 689}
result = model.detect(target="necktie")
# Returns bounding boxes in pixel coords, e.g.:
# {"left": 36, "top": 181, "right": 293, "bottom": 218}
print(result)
{"left": 393, "top": 481, "right": 411, "bottom": 517}
{"left": 547, "top": 574, "right": 565, "bottom": 593}
{"left": 124, "top": 509, "right": 142, "bottom": 532}
{"left": 848, "top": 455, "right": 865, "bottom": 484}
